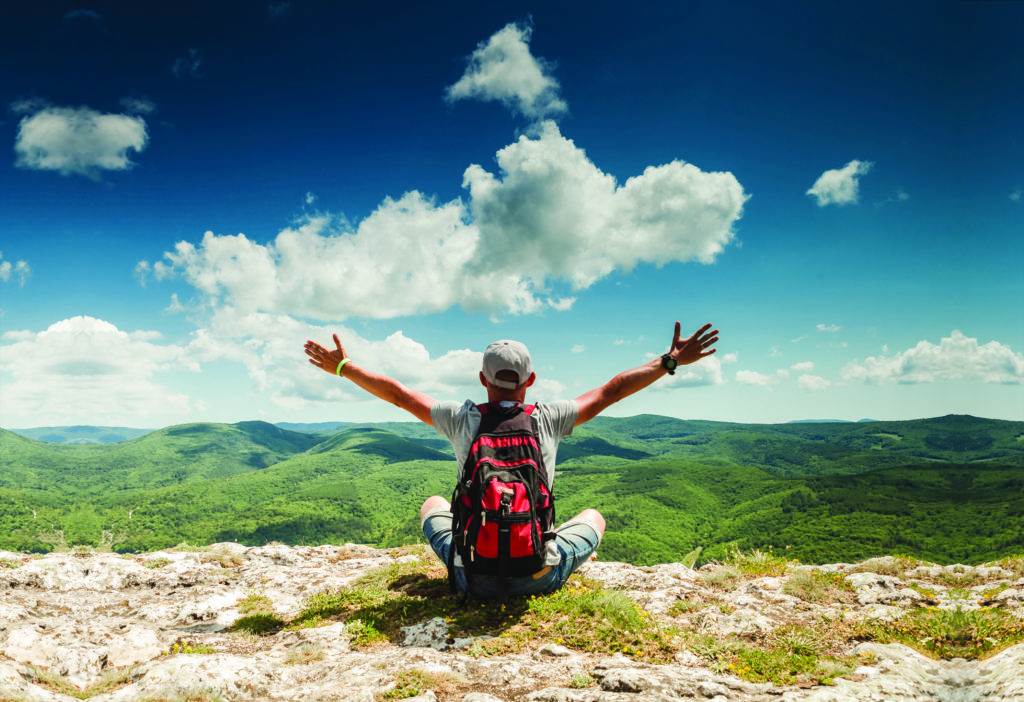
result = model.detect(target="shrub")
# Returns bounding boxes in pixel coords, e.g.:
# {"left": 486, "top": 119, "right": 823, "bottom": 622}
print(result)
{"left": 855, "top": 606, "right": 1024, "bottom": 660}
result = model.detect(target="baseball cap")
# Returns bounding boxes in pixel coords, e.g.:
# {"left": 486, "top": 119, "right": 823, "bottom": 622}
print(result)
{"left": 481, "top": 339, "right": 533, "bottom": 390}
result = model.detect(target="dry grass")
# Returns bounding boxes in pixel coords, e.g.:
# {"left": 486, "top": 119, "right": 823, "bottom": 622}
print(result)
{"left": 284, "top": 643, "right": 324, "bottom": 665}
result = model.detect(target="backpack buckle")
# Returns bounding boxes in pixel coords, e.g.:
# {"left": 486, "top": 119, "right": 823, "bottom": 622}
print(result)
{"left": 499, "top": 489, "right": 513, "bottom": 517}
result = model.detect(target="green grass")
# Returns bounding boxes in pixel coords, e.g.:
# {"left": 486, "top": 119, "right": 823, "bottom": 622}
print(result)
{"left": 168, "top": 641, "right": 217, "bottom": 655}
{"left": 855, "top": 606, "right": 1024, "bottom": 660}
{"left": 237, "top": 594, "right": 274, "bottom": 615}
{"left": 378, "top": 669, "right": 462, "bottom": 700}
{"left": 783, "top": 570, "right": 854, "bottom": 603}
{"left": 287, "top": 557, "right": 677, "bottom": 661}
{"left": 229, "top": 613, "right": 285, "bottom": 636}
{"left": 683, "top": 622, "right": 859, "bottom": 686}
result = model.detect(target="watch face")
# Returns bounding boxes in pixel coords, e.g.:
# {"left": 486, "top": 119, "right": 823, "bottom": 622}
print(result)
{"left": 663, "top": 354, "right": 677, "bottom": 370}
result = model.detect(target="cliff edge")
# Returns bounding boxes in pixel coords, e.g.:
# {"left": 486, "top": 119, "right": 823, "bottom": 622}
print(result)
{"left": 1, "top": 544, "right": 1022, "bottom": 701}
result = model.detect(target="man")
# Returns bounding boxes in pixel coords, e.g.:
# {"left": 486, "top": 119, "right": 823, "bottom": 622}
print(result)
{"left": 304, "top": 320, "right": 719, "bottom": 598}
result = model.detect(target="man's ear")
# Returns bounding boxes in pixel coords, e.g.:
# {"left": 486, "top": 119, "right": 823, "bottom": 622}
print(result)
{"left": 479, "top": 371, "right": 489, "bottom": 388}
{"left": 525, "top": 371, "right": 536, "bottom": 388}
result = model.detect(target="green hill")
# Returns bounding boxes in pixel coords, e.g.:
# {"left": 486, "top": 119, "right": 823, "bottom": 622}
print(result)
{"left": 1, "top": 414, "right": 1022, "bottom": 565}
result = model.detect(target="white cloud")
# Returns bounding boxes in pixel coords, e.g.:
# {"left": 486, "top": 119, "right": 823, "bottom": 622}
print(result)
{"left": 165, "top": 293, "right": 186, "bottom": 314}
{"left": 0, "top": 316, "right": 197, "bottom": 427}
{"left": 790, "top": 335, "right": 807, "bottom": 344}
{"left": 156, "top": 121, "right": 746, "bottom": 319}
{"left": 304, "top": 191, "right": 316, "bottom": 206}
{"left": 841, "top": 330, "right": 1024, "bottom": 385}
{"left": 119, "top": 97, "right": 156, "bottom": 115}
{"left": 806, "top": 159, "right": 872, "bottom": 206}
{"left": 613, "top": 338, "right": 626, "bottom": 346}
{"left": 768, "top": 345, "right": 782, "bottom": 357}
{"left": 816, "top": 323, "right": 841, "bottom": 333}
{"left": 172, "top": 49, "right": 202, "bottom": 78}
{"left": 134, "top": 260, "right": 150, "bottom": 286}
{"left": 798, "top": 374, "right": 831, "bottom": 391}
{"left": 571, "top": 344, "right": 585, "bottom": 354}
{"left": 721, "top": 352, "right": 738, "bottom": 363}
{"left": 446, "top": 22, "right": 566, "bottom": 119}
{"left": 1011, "top": 190, "right": 1022, "bottom": 203}
{"left": 649, "top": 355, "right": 724, "bottom": 390}
{"left": 189, "top": 308, "right": 527, "bottom": 409}
{"left": 735, "top": 369, "right": 773, "bottom": 386}
{"left": 14, "top": 106, "right": 148, "bottom": 178}
{"left": 791, "top": 360, "right": 814, "bottom": 371}
{"left": 0, "top": 252, "right": 31, "bottom": 286}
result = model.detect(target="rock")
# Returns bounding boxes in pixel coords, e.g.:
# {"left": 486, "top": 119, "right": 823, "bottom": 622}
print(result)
{"left": 0, "top": 544, "right": 1022, "bottom": 701}
{"left": 105, "top": 625, "right": 164, "bottom": 667}
{"left": 539, "top": 643, "right": 574, "bottom": 657}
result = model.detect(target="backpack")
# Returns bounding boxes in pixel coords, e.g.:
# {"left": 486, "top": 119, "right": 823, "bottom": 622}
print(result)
{"left": 447, "top": 402, "right": 555, "bottom": 599}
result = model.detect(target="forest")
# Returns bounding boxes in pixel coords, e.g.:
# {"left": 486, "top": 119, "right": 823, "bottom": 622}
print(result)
{"left": 1, "top": 414, "right": 1022, "bottom": 565}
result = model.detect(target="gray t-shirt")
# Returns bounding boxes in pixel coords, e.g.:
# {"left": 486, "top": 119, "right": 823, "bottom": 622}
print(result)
{"left": 430, "top": 399, "right": 579, "bottom": 488}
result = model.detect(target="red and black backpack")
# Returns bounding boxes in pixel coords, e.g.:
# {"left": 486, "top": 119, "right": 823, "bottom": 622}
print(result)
{"left": 447, "top": 402, "right": 555, "bottom": 599}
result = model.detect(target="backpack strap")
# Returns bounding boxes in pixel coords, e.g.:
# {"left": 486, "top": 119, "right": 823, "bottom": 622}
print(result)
{"left": 524, "top": 404, "right": 536, "bottom": 415}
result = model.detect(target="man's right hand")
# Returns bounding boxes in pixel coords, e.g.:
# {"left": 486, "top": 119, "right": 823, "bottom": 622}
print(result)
{"left": 304, "top": 334, "right": 348, "bottom": 375}
{"left": 668, "top": 321, "right": 719, "bottom": 366}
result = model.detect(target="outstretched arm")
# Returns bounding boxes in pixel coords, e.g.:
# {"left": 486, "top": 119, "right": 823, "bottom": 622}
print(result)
{"left": 574, "top": 321, "right": 719, "bottom": 426}
{"left": 304, "top": 334, "right": 436, "bottom": 425}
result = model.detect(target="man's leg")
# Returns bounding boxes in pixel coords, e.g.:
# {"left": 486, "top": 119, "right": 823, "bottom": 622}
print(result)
{"left": 545, "top": 508, "right": 605, "bottom": 593}
{"left": 420, "top": 495, "right": 450, "bottom": 524}
{"left": 565, "top": 508, "right": 605, "bottom": 541}
{"left": 420, "top": 496, "right": 452, "bottom": 565}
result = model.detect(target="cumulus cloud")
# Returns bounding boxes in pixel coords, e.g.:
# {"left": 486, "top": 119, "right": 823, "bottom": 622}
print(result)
{"left": 14, "top": 106, "right": 148, "bottom": 178}
{"left": 304, "top": 191, "right": 316, "bottom": 206}
{"left": 798, "top": 374, "right": 831, "bottom": 391}
{"left": 172, "top": 49, "right": 202, "bottom": 78}
{"left": 1011, "top": 190, "right": 1022, "bottom": 203}
{"left": 189, "top": 308, "right": 511, "bottom": 410}
{"left": 155, "top": 121, "right": 746, "bottom": 319}
{"left": 646, "top": 354, "right": 723, "bottom": 390}
{"left": 841, "top": 330, "right": 1024, "bottom": 385}
{"left": 806, "top": 159, "right": 872, "bottom": 206}
{"left": 0, "top": 252, "right": 31, "bottom": 286}
{"left": 790, "top": 360, "right": 814, "bottom": 371}
{"left": 571, "top": 344, "right": 585, "bottom": 354}
{"left": 816, "top": 323, "right": 841, "bottom": 333}
{"left": 446, "top": 22, "right": 566, "bottom": 119}
{"left": 0, "top": 316, "right": 197, "bottom": 427}
{"left": 735, "top": 370, "right": 773, "bottom": 386}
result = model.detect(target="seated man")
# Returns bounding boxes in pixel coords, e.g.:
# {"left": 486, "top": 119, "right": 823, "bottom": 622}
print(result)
{"left": 304, "top": 321, "right": 718, "bottom": 598}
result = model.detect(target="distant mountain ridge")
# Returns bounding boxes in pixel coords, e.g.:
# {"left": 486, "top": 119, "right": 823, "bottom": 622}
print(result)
{"left": 2, "top": 414, "right": 1022, "bottom": 565}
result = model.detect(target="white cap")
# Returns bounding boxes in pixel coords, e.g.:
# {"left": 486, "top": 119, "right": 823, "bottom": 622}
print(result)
{"left": 481, "top": 339, "right": 533, "bottom": 390}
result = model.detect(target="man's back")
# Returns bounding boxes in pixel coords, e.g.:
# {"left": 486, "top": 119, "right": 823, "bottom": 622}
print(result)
{"left": 429, "top": 398, "right": 578, "bottom": 487}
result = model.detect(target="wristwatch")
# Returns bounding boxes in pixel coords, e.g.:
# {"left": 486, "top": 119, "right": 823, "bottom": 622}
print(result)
{"left": 660, "top": 353, "right": 677, "bottom": 375}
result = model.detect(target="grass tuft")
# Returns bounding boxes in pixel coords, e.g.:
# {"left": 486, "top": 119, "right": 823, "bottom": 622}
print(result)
{"left": 143, "top": 557, "right": 171, "bottom": 569}
{"left": 284, "top": 643, "right": 324, "bottom": 665}
{"left": 854, "top": 606, "right": 1024, "bottom": 660}
{"left": 378, "top": 668, "right": 462, "bottom": 700}
{"left": 723, "top": 547, "right": 794, "bottom": 577}
{"left": 168, "top": 640, "right": 217, "bottom": 655}
{"left": 230, "top": 613, "right": 285, "bottom": 636}
{"left": 237, "top": 594, "right": 274, "bottom": 615}
{"left": 782, "top": 569, "right": 855, "bottom": 603}
{"left": 684, "top": 622, "right": 858, "bottom": 686}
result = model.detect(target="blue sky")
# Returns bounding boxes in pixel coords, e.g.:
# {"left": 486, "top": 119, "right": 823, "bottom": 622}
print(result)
{"left": 1, "top": 1, "right": 1021, "bottom": 427}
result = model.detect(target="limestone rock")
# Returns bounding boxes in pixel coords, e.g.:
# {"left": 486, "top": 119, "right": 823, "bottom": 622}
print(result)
{"left": 0, "top": 544, "right": 1020, "bottom": 701}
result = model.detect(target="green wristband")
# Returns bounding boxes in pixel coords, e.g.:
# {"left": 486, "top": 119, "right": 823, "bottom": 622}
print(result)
{"left": 335, "top": 358, "right": 350, "bottom": 376}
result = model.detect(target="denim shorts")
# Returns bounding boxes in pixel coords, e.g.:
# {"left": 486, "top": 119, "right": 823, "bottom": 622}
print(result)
{"left": 422, "top": 509, "right": 601, "bottom": 598}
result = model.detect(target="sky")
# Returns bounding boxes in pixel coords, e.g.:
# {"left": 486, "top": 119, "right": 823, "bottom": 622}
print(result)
{"left": 0, "top": 1, "right": 1022, "bottom": 428}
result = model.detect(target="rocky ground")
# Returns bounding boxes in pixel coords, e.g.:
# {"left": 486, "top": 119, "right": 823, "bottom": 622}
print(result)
{"left": 1, "top": 544, "right": 1022, "bottom": 701}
